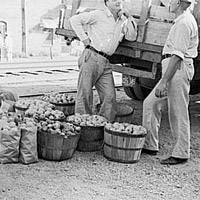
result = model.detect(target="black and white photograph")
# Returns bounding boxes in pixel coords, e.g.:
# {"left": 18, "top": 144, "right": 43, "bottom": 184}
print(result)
{"left": 0, "top": 0, "right": 200, "bottom": 199}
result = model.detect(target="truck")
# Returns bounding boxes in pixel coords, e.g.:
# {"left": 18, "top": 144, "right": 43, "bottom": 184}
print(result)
{"left": 55, "top": 0, "right": 200, "bottom": 100}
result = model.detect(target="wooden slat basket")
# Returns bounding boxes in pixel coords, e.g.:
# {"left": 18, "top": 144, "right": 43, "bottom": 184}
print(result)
{"left": 14, "top": 105, "right": 28, "bottom": 116}
{"left": 77, "top": 125, "right": 104, "bottom": 152}
{"left": 114, "top": 103, "right": 134, "bottom": 124}
{"left": 96, "top": 103, "right": 134, "bottom": 124}
{"left": 104, "top": 127, "right": 147, "bottom": 163}
{"left": 37, "top": 130, "right": 80, "bottom": 161}
{"left": 50, "top": 101, "right": 75, "bottom": 116}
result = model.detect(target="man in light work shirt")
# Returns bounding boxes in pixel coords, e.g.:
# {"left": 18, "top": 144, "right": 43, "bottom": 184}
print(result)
{"left": 69, "top": 0, "right": 137, "bottom": 122}
{"left": 142, "top": 0, "right": 198, "bottom": 165}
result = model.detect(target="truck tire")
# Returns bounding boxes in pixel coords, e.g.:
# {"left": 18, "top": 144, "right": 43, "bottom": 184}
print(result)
{"left": 123, "top": 78, "right": 152, "bottom": 101}
{"left": 123, "top": 86, "right": 138, "bottom": 100}
{"left": 123, "top": 63, "right": 162, "bottom": 100}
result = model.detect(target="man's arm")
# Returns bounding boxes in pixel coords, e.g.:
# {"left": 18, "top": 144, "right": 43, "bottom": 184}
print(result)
{"left": 70, "top": 10, "right": 99, "bottom": 44}
{"left": 155, "top": 55, "right": 182, "bottom": 98}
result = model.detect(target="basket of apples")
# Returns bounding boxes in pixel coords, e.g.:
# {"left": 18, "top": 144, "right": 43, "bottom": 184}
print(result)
{"left": 48, "top": 93, "right": 75, "bottom": 116}
{"left": 37, "top": 119, "right": 81, "bottom": 161}
{"left": 24, "top": 100, "right": 65, "bottom": 121}
{"left": 67, "top": 113, "right": 107, "bottom": 152}
{"left": 104, "top": 122, "right": 147, "bottom": 163}
{"left": 14, "top": 99, "right": 33, "bottom": 116}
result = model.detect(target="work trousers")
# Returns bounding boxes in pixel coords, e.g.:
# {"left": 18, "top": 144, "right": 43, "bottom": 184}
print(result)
{"left": 75, "top": 49, "right": 117, "bottom": 122}
{"left": 142, "top": 57, "right": 194, "bottom": 158}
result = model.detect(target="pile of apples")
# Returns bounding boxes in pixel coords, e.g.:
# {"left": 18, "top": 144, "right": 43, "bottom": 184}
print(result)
{"left": 37, "top": 119, "right": 81, "bottom": 137}
{"left": 105, "top": 122, "right": 147, "bottom": 135}
{"left": 0, "top": 112, "right": 19, "bottom": 132}
{"left": 67, "top": 113, "right": 107, "bottom": 127}
{"left": 41, "top": 93, "right": 75, "bottom": 104}
{"left": 23, "top": 100, "right": 65, "bottom": 120}
{"left": 15, "top": 99, "right": 35, "bottom": 110}
{"left": 0, "top": 110, "right": 22, "bottom": 124}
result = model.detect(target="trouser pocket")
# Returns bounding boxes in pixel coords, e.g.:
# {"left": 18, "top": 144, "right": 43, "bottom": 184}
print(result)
{"left": 182, "top": 60, "right": 194, "bottom": 82}
{"left": 78, "top": 49, "right": 91, "bottom": 68}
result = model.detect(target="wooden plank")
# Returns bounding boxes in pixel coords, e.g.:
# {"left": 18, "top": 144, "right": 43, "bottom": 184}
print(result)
{"left": 149, "top": 5, "right": 174, "bottom": 21}
{"left": 136, "top": 0, "right": 151, "bottom": 58}
{"left": 145, "top": 20, "right": 172, "bottom": 46}
{"left": 120, "top": 41, "right": 163, "bottom": 53}
{"left": 137, "top": 0, "right": 151, "bottom": 43}
{"left": 55, "top": 28, "right": 77, "bottom": 38}
{"left": 111, "top": 64, "right": 157, "bottom": 79}
{"left": 114, "top": 47, "right": 162, "bottom": 63}
{"left": 114, "top": 46, "right": 162, "bottom": 63}
{"left": 193, "top": 0, "right": 200, "bottom": 25}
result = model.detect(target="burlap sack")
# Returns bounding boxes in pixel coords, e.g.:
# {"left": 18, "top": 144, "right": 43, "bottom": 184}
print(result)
{"left": 19, "top": 119, "right": 38, "bottom": 164}
{"left": 0, "top": 123, "right": 20, "bottom": 164}
{"left": 0, "top": 89, "right": 18, "bottom": 112}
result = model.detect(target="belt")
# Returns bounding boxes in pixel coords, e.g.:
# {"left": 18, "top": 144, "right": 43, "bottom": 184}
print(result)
{"left": 85, "top": 45, "right": 110, "bottom": 59}
{"left": 162, "top": 54, "right": 172, "bottom": 60}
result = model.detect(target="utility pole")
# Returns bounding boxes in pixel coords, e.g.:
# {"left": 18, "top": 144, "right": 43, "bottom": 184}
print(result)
{"left": 21, "top": 0, "right": 27, "bottom": 56}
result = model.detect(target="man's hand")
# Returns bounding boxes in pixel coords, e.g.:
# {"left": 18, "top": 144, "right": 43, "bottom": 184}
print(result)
{"left": 155, "top": 80, "right": 168, "bottom": 98}
{"left": 82, "top": 38, "right": 91, "bottom": 47}
{"left": 118, "top": 9, "right": 131, "bottom": 18}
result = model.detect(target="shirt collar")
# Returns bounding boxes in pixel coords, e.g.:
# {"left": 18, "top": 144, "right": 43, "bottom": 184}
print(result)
{"left": 174, "top": 10, "right": 190, "bottom": 24}
{"left": 102, "top": 6, "right": 113, "bottom": 17}
{"left": 104, "top": 6, "right": 123, "bottom": 20}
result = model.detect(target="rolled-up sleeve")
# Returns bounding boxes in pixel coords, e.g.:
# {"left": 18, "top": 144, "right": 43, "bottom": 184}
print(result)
{"left": 70, "top": 11, "right": 99, "bottom": 42}
{"left": 171, "top": 24, "right": 190, "bottom": 59}
{"left": 122, "top": 16, "right": 137, "bottom": 41}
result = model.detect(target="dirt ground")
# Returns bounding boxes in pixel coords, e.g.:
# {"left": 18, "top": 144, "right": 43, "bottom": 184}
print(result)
{"left": 0, "top": 85, "right": 200, "bottom": 200}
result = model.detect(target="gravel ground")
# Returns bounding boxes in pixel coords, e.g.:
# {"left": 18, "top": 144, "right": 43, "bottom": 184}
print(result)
{"left": 0, "top": 86, "right": 200, "bottom": 200}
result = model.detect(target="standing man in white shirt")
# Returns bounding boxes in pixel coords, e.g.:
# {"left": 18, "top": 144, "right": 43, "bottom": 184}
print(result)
{"left": 69, "top": 0, "right": 137, "bottom": 122}
{"left": 142, "top": 0, "right": 199, "bottom": 165}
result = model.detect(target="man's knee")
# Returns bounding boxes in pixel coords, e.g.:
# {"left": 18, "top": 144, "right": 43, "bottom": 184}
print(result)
{"left": 104, "top": 92, "right": 115, "bottom": 103}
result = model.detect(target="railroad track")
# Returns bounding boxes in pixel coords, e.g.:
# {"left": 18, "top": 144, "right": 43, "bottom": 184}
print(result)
{"left": 0, "top": 59, "right": 79, "bottom": 87}
{"left": 0, "top": 57, "right": 122, "bottom": 90}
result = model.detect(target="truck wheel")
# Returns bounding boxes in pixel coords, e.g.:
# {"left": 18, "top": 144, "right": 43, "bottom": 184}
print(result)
{"left": 133, "top": 78, "right": 151, "bottom": 100}
{"left": 123, "top": 64, "right": 162, "bottom": 100}
{"left": 123, "top": 78, "right": 152, "bottom": 101}
{"left": 123, "top": 86, "right": 138, "bottom": 100}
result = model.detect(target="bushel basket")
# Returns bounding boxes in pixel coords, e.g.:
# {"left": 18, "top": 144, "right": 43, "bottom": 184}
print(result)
{"left": 77, "top": 125, "right": 104, "bottom": 152}
{"left": 37, "top": 130, "right": 80, "bottom": 161}
{"left": 49, "top": 101, "right": 75, "bottom": 116}
{"left": 104, "top": 127, "right": 147, "bottom": 163}
{"left": 14, "top": 104, "right": 28, "bottom": 116}
{"left": 96, "top": 103, "right": 134, "bottom": 123}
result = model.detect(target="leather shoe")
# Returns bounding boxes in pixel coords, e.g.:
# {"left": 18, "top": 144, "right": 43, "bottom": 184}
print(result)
{"left": 160, "top": 156, "right": 188, "bottom": 165}
{"left": 141, "top": 148, "right": 158, "bottom": 156}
